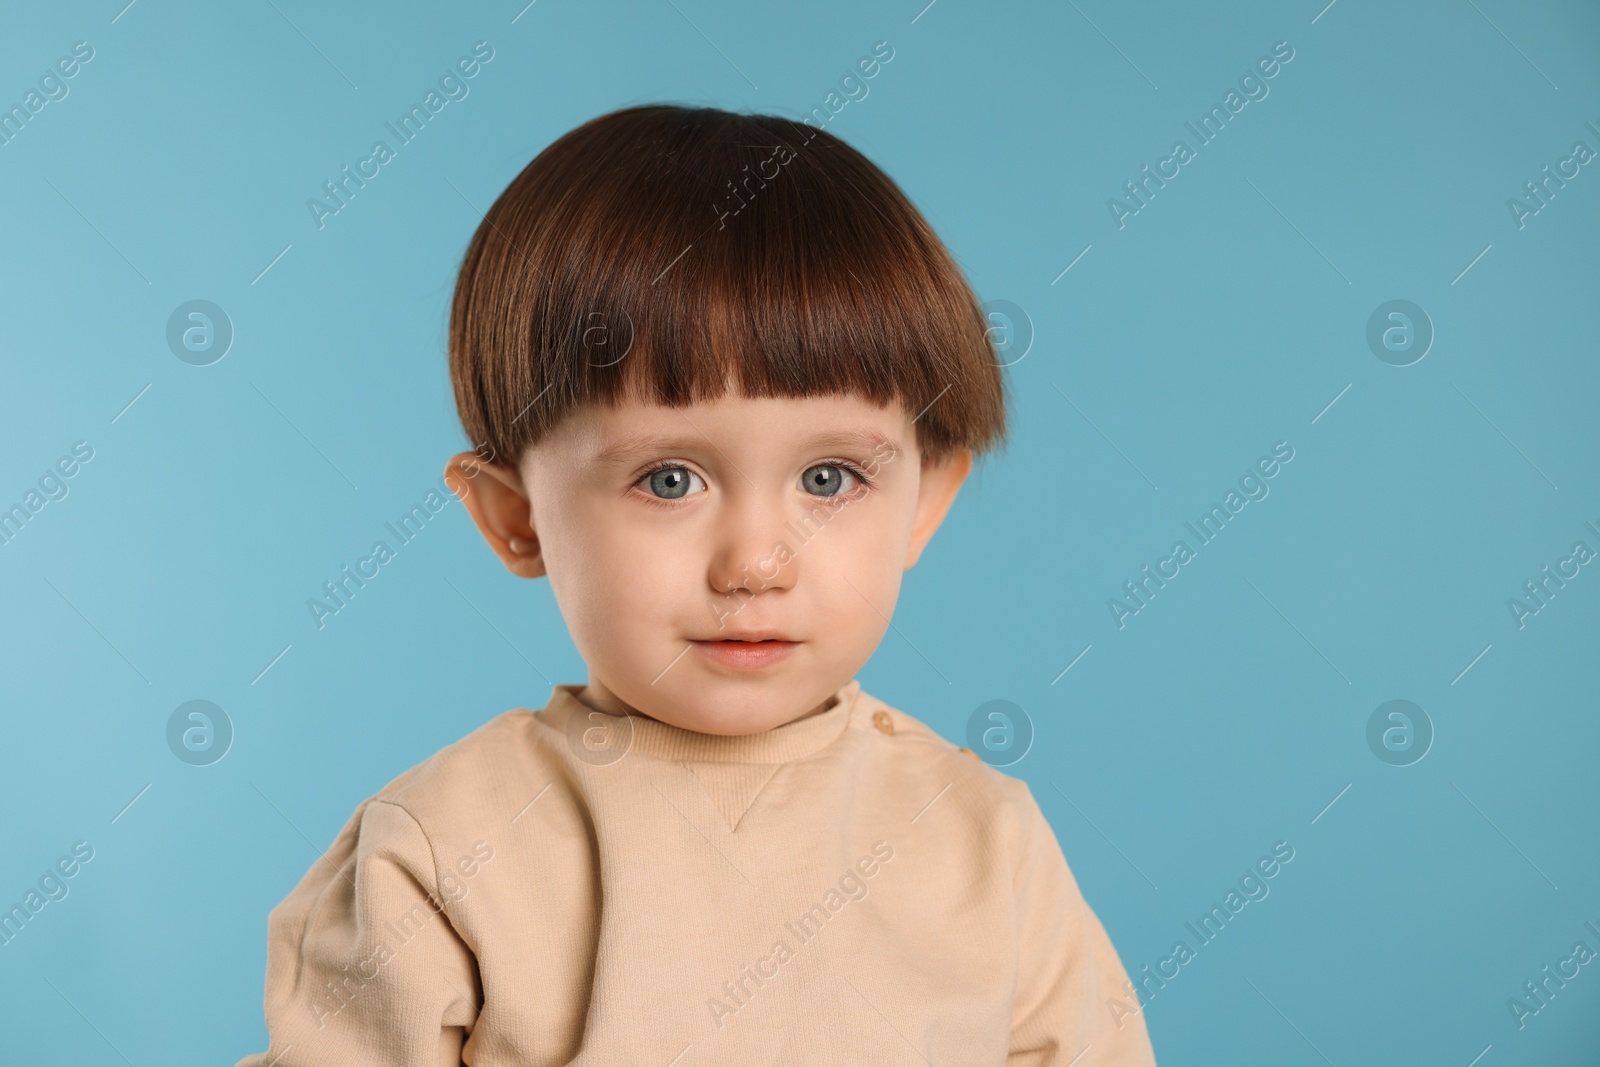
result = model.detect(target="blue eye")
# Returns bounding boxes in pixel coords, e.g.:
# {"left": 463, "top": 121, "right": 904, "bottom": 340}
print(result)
{"left": 643, "top": 466, "right": 705, "bottom": 499}
{"left": 800, "top": 464, "right": 859, "bottom": 498}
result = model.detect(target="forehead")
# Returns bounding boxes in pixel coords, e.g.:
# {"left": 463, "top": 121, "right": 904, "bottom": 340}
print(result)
{"left": 541, "top": 390, "right": 913, "bottom": 464}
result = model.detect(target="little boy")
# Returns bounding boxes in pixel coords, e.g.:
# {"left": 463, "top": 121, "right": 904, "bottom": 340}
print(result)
{"left": 238, "top": 104, "right": 1156, "bottom": 1065}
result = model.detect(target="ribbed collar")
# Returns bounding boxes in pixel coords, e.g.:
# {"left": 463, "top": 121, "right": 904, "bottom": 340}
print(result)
{"left": 541, "top": 678, "right": 862, "bottom": 764}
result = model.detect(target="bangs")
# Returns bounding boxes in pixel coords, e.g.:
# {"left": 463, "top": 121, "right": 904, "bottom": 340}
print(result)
{"left": 450, "top": 104, "right": 1008, "bottom": 466}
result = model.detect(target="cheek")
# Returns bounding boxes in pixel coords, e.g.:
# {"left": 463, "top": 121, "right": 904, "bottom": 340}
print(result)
{"left": 546, "top": 503, "right": 697, "bottom": 641}
{"left": 819, "top": 511, "right": 906, "bottom": 575}
{"left": 805, "top": 501, "right": 912, "bottom": 614}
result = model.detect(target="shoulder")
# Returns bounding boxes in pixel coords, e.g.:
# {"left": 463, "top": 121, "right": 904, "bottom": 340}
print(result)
{"left": 850, "top": 686, "right": 1040, "bottom": 852}
{"left": 261, "top": 709, "right": 552, "bottom": 927}
{"left": 850, "top": 685, "right": 1019, "bottom": 781}
{"left": 356, "top": 706, "right": 559, "bottom": 849}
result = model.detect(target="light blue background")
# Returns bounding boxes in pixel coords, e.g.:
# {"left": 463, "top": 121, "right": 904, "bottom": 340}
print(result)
{"left": 1, "top": 0, "right": 1597, "bottom": 1063}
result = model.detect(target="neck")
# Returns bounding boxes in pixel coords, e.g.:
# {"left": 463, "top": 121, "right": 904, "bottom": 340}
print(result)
{"left": 577, "top": 678, "right": 838, "bottom": 735}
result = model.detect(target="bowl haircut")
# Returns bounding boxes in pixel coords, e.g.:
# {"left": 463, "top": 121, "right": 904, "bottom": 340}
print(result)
{"left": 448, "top": 104, "right": 1009, "bottom": 469}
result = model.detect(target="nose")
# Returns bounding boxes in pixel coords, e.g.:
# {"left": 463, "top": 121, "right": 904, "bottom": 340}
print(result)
{"left": 705, "top": 489, "right": 798, "bottom": 599}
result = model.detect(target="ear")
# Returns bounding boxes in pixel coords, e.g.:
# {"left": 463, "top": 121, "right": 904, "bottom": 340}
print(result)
{"left": 904, "top": 448, "right": 972, "bottom": 570}
{"left": 443, "top": 452, "right": 547, "bottom": 579}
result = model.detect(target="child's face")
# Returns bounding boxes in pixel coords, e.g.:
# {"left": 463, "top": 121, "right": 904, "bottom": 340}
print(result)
{"left": 450, "top": 389, "right": 971, "bottom": 735}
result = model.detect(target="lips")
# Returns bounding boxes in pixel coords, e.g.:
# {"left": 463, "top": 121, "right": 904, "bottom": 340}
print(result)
{"left": 689, "top": 637, "right": 800, "bottom": 671}
{"left": 698, "top": 629, "right": 791, "bottom": 642}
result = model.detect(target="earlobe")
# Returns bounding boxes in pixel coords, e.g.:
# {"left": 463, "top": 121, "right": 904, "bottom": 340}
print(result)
{"left": 443, "top": 453, "right": 547, "bottom": 579}
{"left": 904, "top": 448, "right": 972, "bottom": 570}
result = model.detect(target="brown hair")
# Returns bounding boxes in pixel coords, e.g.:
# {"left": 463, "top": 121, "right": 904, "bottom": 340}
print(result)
{"left": 448, "top": 104, "right": 1009, "bottom": 467}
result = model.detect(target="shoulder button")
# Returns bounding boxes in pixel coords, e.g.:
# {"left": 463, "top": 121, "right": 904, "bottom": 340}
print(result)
{"left": 871, "top": 710, "right": 895, "bottom": 735}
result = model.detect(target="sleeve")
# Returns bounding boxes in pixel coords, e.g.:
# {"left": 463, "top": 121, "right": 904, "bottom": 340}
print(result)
{"left": 1008, "top": 782, "right": 1157, "bottom": 1067}
{"left": 234, "top": 799, "right": 482, "bottom": 1067}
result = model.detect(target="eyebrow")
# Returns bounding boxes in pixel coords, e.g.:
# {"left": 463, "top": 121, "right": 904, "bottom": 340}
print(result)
{"left": 593, "top": 427, "right": 902, "bottom": 467}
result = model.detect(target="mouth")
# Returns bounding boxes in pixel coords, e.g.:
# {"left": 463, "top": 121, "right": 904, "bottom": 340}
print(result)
{"left": 688, "top": 637, "right": 801, "bottom": 671}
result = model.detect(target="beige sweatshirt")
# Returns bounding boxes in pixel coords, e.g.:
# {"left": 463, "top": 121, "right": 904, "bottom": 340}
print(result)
{"left": 236, "top": 679, "right": 1156, "bottom": 1066}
